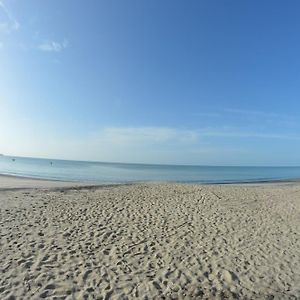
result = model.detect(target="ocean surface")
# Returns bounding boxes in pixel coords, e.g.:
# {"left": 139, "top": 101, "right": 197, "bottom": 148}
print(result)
{"left": 1, "top": 155, "right": 300, "bottom": 184}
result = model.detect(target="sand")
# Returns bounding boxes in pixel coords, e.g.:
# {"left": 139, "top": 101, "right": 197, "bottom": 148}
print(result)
{"left": 0, "top": 175, "right": 87, "bottom": 190}
{"left": 0, "top": 178, "right": 299, "bottom": 299}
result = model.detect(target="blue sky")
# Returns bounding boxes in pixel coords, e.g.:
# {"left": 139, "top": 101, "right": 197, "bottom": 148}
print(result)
{"left": 1, "top": 0, "right": 300, "bottom": 165}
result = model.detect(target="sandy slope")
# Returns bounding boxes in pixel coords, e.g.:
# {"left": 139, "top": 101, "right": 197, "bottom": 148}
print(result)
{"left": 0, "top": 182, "right": 299, "bottom": 299}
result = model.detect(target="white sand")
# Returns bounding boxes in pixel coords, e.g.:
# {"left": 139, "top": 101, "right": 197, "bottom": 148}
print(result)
{"left": 0, "top": 179, "right": 299, "bottom": 299}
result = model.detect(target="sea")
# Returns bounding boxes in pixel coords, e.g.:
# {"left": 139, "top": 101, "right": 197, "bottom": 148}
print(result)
{"left": 1, "top": 155, "right": 300, "bottom": 184}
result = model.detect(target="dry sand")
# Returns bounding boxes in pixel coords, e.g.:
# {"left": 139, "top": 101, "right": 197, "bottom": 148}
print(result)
{"left": 0, "top": 178, "right": 299, "bottom": 299}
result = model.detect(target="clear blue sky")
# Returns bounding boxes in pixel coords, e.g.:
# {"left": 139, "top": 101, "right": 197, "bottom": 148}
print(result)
{"left": 1, "top": 0, "right": 300, "bottom": 165}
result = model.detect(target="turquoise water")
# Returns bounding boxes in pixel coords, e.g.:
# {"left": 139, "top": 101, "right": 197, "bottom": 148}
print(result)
{"left": 1, "top": 155, "right": 300, "bottom": 183}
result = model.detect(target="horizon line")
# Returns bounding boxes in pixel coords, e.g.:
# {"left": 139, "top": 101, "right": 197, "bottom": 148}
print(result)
{"left": 1, "top": 154, "right": 300, "bottom": 168}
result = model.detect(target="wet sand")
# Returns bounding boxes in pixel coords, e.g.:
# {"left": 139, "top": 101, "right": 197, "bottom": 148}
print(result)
{"left": 0, "top": 177, "right": 299, "bottom": 299}
{"left": 0, "top": 175, "right": 81, "bottom": 190}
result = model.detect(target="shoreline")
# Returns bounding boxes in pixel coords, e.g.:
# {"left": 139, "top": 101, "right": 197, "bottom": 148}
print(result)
{"left": 1, "top": 173, "right": 300, "bottom": 190}
{"left": 0, "top": 174, "right": 85, "bottom": 190}
{"left": 0, "top": 174, "right": 136, "bottom": 191}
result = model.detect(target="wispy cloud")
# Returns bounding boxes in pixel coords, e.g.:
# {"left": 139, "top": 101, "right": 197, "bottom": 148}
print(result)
{"left": 0, "top": 0, "right": 19, "bottom": 33}
{"left": 81, "top": 126, "right": 300, "bottom": 159}
{"left": 190, "top": 112, "right": 220, "bottom": 118}
{"left": 38, "top": 39, "right": 69, "bottom": 52}
{"left": 224, "top": 108, "right": 292, "bottom": 119}
{"left": 199, "top": 127, "right": 300, "bottom": 140}
{"left": 2, "top": 125, "right": 300, "bottom": 164}
{"left": 96, "top": 127, "right": 199, "bottom": 145}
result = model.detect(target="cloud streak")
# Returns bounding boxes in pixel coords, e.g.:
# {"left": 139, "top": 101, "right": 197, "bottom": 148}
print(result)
{"left": 1, "top": 125, "right": 300, "bottom": 164}
{"left": 97, "top": 127, "right": 199, "bottom": 144}
{"left": 93, "top": 126, "right": 300, "bottom": 146}
{"left": 224, "top": 108, "right": 293, "bottom": 119}
{"left": 199, "top": 128, "right": 300, "bottom": 140}
{"left": 38, "top": 39, "right": 69, "bottom": 52}
{"left": 0, "top": 0, "right": 19, "bottom": 33}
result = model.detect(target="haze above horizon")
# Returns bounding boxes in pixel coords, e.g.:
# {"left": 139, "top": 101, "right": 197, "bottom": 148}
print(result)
{"left": 1, "top": 0, "right": 300, "bottom": 166}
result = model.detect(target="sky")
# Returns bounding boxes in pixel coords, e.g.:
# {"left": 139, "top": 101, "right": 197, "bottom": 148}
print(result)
{"left": 1, "top": 0, "right": 300, "bottom": 166}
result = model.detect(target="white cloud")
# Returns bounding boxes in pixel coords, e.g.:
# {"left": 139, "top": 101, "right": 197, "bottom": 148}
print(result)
{"left": 98, "top": 127, "right": 199, "bottom": 144}
{"left": 198, "top": 127, "right": 300, "bottom": 140}
{"left": 190, "top": 112, "right": 220, "bottom": 117}
{"left": 0, "top": 126, "right": 201, "bottom": 164}
{"left": 224, "top": 108, "right": 292, "bottom": 119}
{"left": 1, "top": 125, "right": 300, "bottom": 165}
{"left": 38, "top": 39, "right": 69, "bottom": 52}
{"left": 0, "top": 1, "right": 19, "bottom": 34}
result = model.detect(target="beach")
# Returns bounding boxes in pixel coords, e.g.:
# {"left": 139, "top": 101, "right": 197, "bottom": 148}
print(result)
{"left": 0, "top": 177, "right": 299, "bottom": 299}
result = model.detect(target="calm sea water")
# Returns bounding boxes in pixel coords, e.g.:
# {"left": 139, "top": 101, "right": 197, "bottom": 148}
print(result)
{"left": 0, "top": 155, "right": 300, "bottom": 183}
